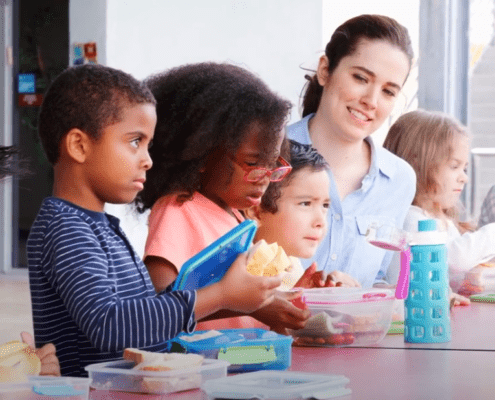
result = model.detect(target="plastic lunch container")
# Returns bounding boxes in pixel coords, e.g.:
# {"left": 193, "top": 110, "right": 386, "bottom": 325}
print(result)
{"left": 85, "top": 358, "right": 229, "bottom": 395}
{"left": 170, "top": 328, "right": 293, "bottom": 373}
{"left": 0, "top": 376, "right": 91, "bottom": 400}
{"left": 290, "top": 287, "right": 395, "bottom": 347}
{"left": 202, "top": 370, "right": 351, "bottom": 400}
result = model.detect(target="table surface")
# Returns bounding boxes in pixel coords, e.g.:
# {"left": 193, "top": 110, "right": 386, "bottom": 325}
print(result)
{"left": 89, "top": 302, "right": 495, "bottom": 400}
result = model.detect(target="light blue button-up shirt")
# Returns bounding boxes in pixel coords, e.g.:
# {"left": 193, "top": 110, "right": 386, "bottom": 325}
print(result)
{"left": 287, "top": 114, "right": 416, "bottom": 288}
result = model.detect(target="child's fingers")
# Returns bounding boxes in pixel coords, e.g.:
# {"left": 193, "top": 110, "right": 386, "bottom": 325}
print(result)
{"left": 20, "top": 331, "right": 35, "bottom": 348}
{"left": 278, "top": 289, "right": 303, "bottom": 302}
{"left": 324, "top": 275, "right": 337, "bottom": 287}
{"left": 263, "top": 275, "right": 282, "bottom": 290}
{"left": 258, "top": 293, "right": 276, "bottom": 309}
{"left": 39, "top": 358, "right": 61, "bottom": 377}
{"left": 306, "top": 263, "right": 318, "bottom": 274}
{"left": 294, "top": 263, "right": 317, "bottom": 287}
{"left": 36, "top": 343, "right": 57, "bottom": 362}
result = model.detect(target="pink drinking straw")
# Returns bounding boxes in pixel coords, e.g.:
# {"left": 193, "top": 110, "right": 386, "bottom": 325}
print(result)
{"left": 396, "top": 247, "right": 411, "bottom": 300}
{"left": 367, "top": 230, "right": 411, "bottom": 300}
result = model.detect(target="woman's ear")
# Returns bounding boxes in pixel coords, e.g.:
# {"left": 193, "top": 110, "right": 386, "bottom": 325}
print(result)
{"left": 244, "top": 206, "right": 263, "bottom": 225}
{"left": 63, "top": 128, "right": 91, "bottom": 164}
{"left": 316, "top": 55, "right": 330, "bottom": 86}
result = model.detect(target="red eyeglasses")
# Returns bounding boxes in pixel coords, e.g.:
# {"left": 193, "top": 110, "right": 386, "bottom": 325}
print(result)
{"left": 228, "top": 155, "right": 292, "bottom": 182}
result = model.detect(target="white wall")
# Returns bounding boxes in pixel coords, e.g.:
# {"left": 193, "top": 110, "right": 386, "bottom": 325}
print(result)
{"left": 105, "top": 0, "right": 322, "bottom": 124}
{"left": 69, "top": 0, "right": 419, "bottom": 256}
{"left": 69, "top": 0, "right": 107, "bottom": 65}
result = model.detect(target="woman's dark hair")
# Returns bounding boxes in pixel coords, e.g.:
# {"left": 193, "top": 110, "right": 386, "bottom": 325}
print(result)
{"left": 302, "top": 14, "right": 414, "bottom": 117}
{"left": 260, "top": 140, "right": 328, "bottom": 213}
{"left": 135, "top": 62, "right": 292, "bottom": 212}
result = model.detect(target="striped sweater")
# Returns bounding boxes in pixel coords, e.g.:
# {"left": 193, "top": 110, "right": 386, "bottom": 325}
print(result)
{"left": 27, "top": 197, "right": 197, "bottom": 377}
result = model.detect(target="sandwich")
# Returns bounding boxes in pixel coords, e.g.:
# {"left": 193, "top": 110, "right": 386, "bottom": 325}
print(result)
{"left": 246, "top": 240, "right": 304, "bottom": 290}
{"left": 123, "top": 348, "right": 204, "bottom": 394}
{"left": 0, "top": 340, "right": 41, "bottom": 383}
{"left": 123, "top": 348, "right": 204, "bottom": 371}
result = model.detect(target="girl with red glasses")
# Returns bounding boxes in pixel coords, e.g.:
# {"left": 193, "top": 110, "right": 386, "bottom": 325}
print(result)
{"left": 135, "top": 62, "right": 312, "bottom": 332}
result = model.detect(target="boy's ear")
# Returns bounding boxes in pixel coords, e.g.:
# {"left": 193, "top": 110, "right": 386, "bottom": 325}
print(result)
{"left": 63, "top": 128, "right": 92, "bottom": 163}
{"left": 316, "top": 55, "right": 330, "bottom": 86}
{"left": 244, "top": 206, "right": 262, "bottom": 224}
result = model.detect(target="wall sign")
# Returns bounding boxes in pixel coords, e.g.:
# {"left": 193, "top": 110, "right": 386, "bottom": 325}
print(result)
{"left": 73, "top": 42, "right": 98, "bottom": 65}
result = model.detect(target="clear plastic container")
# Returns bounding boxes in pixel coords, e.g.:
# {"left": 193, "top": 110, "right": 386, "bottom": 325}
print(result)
{"left": 170, "top": 328, "right": 292, "bottom": 373}
{"left": 202, "top": 370, "right": 351, "bottom": 399}
{"left": 290, "top": 287, "right": 395, "bottom": 347}
{"left": 85, "top": 358, "right": 229, "bottom": 395}
{"left": 0, "top": 376, "right": 90, "bottom": 400}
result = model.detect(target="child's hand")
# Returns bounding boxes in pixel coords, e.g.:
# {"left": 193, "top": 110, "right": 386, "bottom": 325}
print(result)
{"left": 449, "top": 291, "right": 470, "bottom": 309}
{"left": 294, "top": 263, "right": 361, "bottom": 288}
{"left": 220, "top": 253, "right": 282, "bottom": 314}
{"left": 294, "top": 263, "right": 336, "bottom": 288}
{"left": 326, "top": 270, "right": 361, "bottom": 288}
{"left": 251, "top": 291, "right": 311, "bottom": 335}
{"left": 20, "top": 332, "right": 60, "bottom": 377}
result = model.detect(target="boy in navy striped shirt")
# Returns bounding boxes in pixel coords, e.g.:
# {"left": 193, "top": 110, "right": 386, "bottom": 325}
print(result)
{"left": 27, "top": 65, "right": 281, "bottom": 377}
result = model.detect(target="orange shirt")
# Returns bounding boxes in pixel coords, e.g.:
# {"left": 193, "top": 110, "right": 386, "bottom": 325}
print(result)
{"left": 145, "top": 192, "right": 266, "bottom": 331}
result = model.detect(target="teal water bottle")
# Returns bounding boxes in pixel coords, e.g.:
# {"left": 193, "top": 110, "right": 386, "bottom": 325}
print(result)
{"left": 404, "top": 219, "right": 451, "bottom": 343}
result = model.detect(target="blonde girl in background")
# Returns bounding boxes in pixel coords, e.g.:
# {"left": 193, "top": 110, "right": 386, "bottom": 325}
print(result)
{"left": 383, "top": 109, "right": 495, "bottom": 304}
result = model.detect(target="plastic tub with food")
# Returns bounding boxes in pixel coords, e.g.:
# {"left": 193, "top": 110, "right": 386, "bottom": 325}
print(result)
{"left": 290, "top": 287, "right": 395, "bottom": 347}
{"left": 85, "top": 350, "right": 229, "bottom": 395}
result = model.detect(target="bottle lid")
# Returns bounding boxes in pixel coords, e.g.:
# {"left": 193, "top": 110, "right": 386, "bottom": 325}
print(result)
{"left": 418, "top": 219, "right": 436, "bottom": 232}
{"left": 410, "top": 219, "right": 448, "bottom": 245}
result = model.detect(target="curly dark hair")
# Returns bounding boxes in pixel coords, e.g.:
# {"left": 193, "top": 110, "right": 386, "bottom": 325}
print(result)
{"left": 38, "top": 64, "right": 156, "bottom": 165}
{"left": 260, "top": 140, "right": 328, "bottom": 213}
{"left": 302, "top": 14, "right": 414, "bottom": 117}
{"left": 135, "top": 62, "right": 292, "bottom": 212}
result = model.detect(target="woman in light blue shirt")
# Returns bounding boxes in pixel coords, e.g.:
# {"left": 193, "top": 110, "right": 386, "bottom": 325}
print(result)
{"left": 287, "top": 14, "right": 416, "bottom": 288}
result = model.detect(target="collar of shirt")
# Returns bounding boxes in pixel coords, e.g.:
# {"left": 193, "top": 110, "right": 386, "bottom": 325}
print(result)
{"left": 48, "top": 196, "right": 120, "bottom": 228}
{"left": 290, "top": 113, "right": 396, "bottom": 185}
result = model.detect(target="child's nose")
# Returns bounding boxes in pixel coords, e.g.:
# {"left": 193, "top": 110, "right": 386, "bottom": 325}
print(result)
{"left": 256, "top": 173, "right": 271, "bottom": 186}
{"left": 142, "top": 150, "right": 153, "bottom": 170}
{"left": 313, "top": 208, "right": 326, "bottom": 227}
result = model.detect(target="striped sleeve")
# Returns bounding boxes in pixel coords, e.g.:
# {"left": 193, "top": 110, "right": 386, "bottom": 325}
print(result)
{"left": 39, "top": 212, "right": 197, "bottom": 353}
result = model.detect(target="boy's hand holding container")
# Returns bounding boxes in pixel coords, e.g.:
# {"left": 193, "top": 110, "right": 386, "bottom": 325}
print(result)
{"left": 194, "top": 253, "right": 281, "bottom": 320}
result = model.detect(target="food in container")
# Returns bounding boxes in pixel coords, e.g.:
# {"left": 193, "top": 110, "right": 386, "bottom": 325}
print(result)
{"left": 290, "top": 287, "right": 395, "bottom": 347}
{"left": 85, "top": 350, "right": 228, "bottom": 395}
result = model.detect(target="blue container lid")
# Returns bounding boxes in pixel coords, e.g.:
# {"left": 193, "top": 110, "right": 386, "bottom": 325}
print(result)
{"left": 418, "top": 219, "right": 436, "bottom": 232}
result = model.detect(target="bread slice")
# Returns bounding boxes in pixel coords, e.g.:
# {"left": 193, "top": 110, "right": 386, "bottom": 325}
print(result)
{"left": 0, "top": 365, "right": 29, "bottom": 384}
{"left": 142, "top": 373, "right": 202, "bottom": 394}
{"left": 123, "top": 349, "right": 204, "bottom": 371}
{"left": 0, "top": 340, "right": 40, "bottom": 382}
{"left": 123, "top": 348, "right": 163, "bottom": 366}
{"left": 247, "top": 239, "right": 278, "bottom": 276}
{"left": 278, "top": 256, "right": 305, "bottom": 291}
{"left": 263, "top": 246, "right": 291, "bottom": 277}
{"left": 138, "top": 354, "right": 204, "bottom": 371}
{"left": 246, "top": 240, "right": 276, "bottom": 276}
